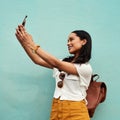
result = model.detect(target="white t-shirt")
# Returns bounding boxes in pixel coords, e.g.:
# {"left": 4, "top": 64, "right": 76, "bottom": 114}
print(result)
{"left": 53, "top": 62, "right": 92, "bottom": 101}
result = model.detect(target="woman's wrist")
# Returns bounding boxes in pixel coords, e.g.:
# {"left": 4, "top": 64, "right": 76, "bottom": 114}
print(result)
{"left": 31, "top": 45, "right": 40, "bottom": 54}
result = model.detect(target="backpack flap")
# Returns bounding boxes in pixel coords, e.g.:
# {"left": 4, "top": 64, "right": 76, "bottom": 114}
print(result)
{"left": 86, "top": 74, "right": 107, "bottom": 117}
{"left": 86, "top": 81, "right": 102, "bottom": 109}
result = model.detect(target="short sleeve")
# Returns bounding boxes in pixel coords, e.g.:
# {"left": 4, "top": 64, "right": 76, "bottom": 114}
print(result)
{"left": 74, "top": 63, "right": 92, "bottom": 89}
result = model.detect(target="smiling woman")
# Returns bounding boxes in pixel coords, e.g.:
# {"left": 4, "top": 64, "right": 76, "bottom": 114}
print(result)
{"left": 67, "top": 30, "right": 91, "bottom": 63}
{"left": 15, "top": 25, "right": 92, "bottom": 120}
{"left": 67, "top": 33, "right": 87, "bottom": 55}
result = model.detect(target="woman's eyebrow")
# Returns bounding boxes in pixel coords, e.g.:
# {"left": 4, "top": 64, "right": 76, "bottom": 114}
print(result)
{"left": 68, "top": 37, "right": 74, "bottom": 40}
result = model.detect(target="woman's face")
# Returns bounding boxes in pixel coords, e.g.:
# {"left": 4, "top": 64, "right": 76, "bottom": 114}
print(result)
{"left": 67, "top": 33, "right": 86, "bottom": 56}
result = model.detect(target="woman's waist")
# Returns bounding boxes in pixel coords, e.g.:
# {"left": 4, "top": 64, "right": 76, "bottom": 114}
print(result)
{"left": 53, "top": 97, "right": 86, "bottom": 105}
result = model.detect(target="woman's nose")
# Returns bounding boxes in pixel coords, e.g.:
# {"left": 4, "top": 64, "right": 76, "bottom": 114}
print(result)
{"left": 67, "top": 41, "right": 70, "bottom": 46}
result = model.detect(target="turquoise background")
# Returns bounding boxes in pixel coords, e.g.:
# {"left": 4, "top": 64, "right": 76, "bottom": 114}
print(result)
{"left": 0, "top": 0, "right": 120, "bottom": 120}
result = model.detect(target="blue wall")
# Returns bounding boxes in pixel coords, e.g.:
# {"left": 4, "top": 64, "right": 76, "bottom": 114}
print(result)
{"left": 1, "top": 0, "right": 120, "bottom": 120}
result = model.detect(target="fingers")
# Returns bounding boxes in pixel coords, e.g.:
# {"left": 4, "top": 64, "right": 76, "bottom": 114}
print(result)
{"left": 18, "top": 25, "right": 26, "bottom": 32}
{"left": 15, "top": 25, "right": 27, "bottom": 37}
{"left": 15, "top": 25, "right": 33, "bottom": 44}
{"left": 15, "top": 29, "right": 22, "bottom": 42}
{"left": 15, "top": 26, "right": 24, "bottom": 42}
{"left": 15, "top": 25, "right": 26, "bottom": 33}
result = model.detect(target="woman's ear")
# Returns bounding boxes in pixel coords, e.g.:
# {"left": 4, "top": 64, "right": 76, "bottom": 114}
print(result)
{"left": 82, "top": 39, "right": 87, "bottom": 46}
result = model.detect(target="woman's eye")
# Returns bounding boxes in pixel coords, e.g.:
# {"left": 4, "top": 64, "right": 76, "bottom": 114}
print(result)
{"left": 70, "top": 38, "right": 74, "bottom": 41}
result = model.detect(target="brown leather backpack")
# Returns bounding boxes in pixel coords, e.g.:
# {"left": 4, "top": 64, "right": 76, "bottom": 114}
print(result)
{"left": 86, "top": 74, "right": 107, "bottom": 117}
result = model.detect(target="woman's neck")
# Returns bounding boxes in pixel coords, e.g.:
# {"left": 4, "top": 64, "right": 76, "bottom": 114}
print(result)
{"left": 72, "top": 54, "right": 79, "bottom": 62}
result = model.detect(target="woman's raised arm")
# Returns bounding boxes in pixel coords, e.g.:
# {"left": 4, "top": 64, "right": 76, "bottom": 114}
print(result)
{"left": 15, "top": 25, "right": 53, "bottom": 69}
{"left": 15, "top": 25, "right": 78, "bottom": 75}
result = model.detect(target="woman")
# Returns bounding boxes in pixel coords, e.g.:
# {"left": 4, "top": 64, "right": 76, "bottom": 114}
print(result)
{"left": 15, "top": 25, "right": 92, "bottom": 120}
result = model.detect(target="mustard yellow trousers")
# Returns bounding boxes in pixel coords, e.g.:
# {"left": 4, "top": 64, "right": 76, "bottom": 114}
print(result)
{"left": 50, "top": 98, "right": 90, "bottom": 120}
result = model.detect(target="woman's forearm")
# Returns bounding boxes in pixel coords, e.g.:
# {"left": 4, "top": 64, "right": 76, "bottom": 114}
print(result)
{"left": 35, "top": 46, "right": 61, "bottom": 68}
{"left": 32, "top": 46, "right": 78, "bottom": 75}
{"left": 16, "top": 40, "right": 52, "bottom": 69}
{"left": 22, "top": 43, "right": 41, "bottom": 64}
{"left": 24, "top": 44, "right": 53, "bottom": 68}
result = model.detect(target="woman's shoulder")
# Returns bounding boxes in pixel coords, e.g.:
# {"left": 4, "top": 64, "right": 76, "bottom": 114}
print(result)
{"left": 74, "top": 62, "right": 92, "bottom": 73}
{"left": 74, "top": 62, "right": 92, "bottom": 67}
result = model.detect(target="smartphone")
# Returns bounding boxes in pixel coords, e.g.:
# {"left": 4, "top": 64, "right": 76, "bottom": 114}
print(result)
{"left": 22, "top": 15, "right": 27, "bottom": 26}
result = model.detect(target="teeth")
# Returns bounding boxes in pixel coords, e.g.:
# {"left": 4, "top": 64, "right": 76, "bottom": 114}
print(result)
{"left": 68, "top": 46, "right": 72, "bottom": 50}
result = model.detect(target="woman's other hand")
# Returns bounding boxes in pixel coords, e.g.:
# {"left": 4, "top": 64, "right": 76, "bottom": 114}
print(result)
{"left": 15, "top": 25, "right": 36, "bottom": 49}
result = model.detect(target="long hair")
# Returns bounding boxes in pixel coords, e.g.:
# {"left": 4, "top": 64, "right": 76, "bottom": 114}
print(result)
{"left": 63, "top": 30, "right": 92, "bottom": 64}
